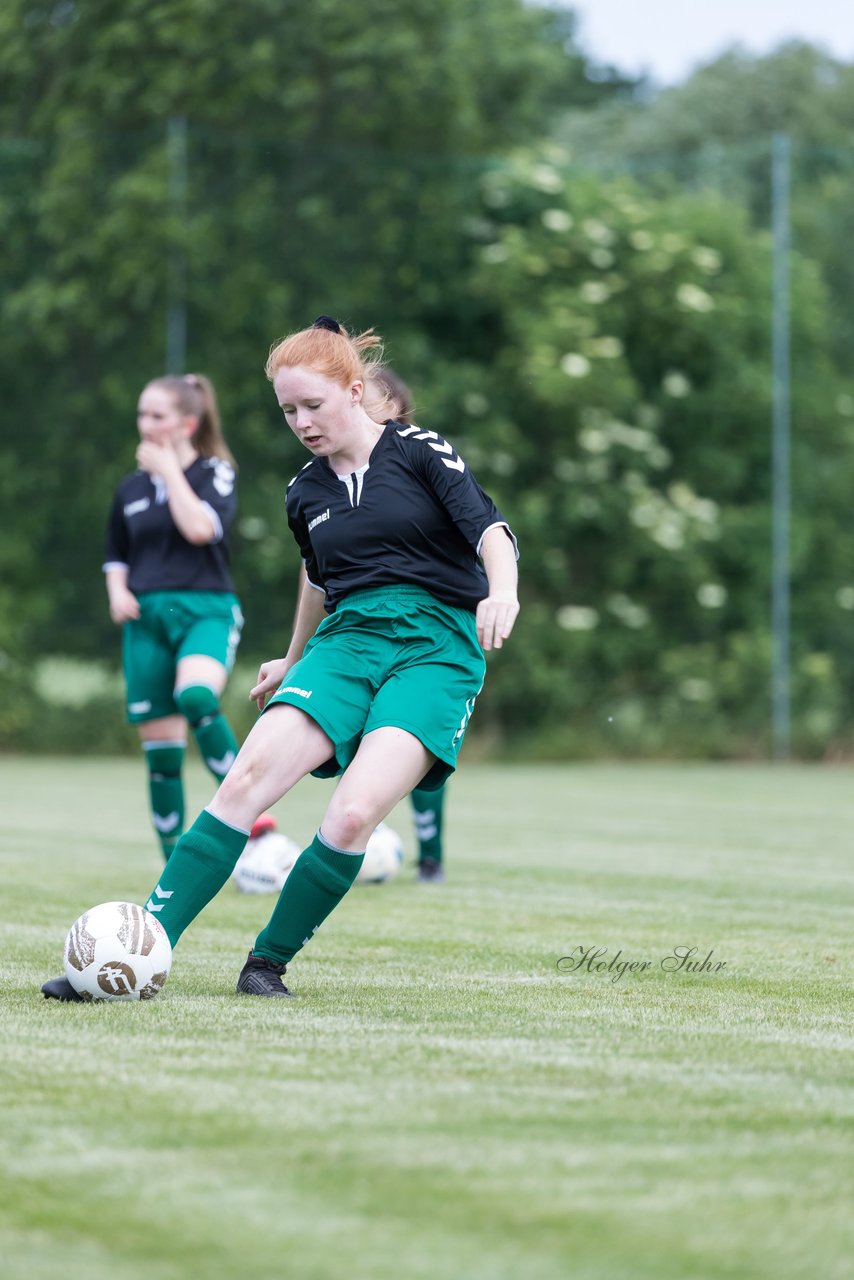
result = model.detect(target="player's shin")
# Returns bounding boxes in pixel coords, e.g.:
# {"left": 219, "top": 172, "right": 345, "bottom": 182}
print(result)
{"left": 411, "top": 782, "right": 445, "bottom": 863}
{"left": 252, "top": 831, "right": 365, "bottom": 965}
{"left": 145, "top": 808, "right": 248, "bottom": 947}
{"left": 143, "top": 740, "right": 186, "bottom": 860}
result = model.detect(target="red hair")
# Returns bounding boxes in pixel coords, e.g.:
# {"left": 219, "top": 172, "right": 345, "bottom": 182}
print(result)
{"left": 265, "top": 321, "right": 385, "bottom": 390}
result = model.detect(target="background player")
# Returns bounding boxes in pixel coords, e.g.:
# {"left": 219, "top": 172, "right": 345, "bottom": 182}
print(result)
{"left": 289, "top": 363, "right": 451, "bottom": 882}
{"left": 368, "top": 366, "right": 449, "bottom": 883}
{"left": 103, "top": 373, "right": 244, "bottom": 861}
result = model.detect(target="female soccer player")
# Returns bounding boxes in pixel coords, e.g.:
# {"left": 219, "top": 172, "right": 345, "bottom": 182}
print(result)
{"left": 104, "top": 373, "right": 243, "bottom": 861}
{"left": 43, "top": 318, "right": 518, "bottom": 1001}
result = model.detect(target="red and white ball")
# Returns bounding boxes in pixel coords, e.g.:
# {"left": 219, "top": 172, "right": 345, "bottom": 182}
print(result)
{"left": 232, "top": 830, "right": 301, "bottom": 894}
{"left": 64, "top": 901, "right": 172, "bottom": 1001}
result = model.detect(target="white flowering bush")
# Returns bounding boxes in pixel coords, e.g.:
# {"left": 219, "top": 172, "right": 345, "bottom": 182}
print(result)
{"left": 433, "top": 146, "right": 852, "bottom": 756}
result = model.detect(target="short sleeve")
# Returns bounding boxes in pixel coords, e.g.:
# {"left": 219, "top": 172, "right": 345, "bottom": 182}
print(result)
{"left": 195, "top": 458, "right": 238, "bottom": 542}
{"left": 104, "top": 488, "right": 129, "bottom": 567}
{"left": 397, "top": 426, "right": 518, "bottom": 558}
{"left": 286, "top": 482, "right": 325, "bottom": 590}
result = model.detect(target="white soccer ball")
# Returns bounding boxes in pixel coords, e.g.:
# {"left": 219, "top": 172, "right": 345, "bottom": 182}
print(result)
{"left": 64, "top": 901, "right": 172, "bottom": 1001}
{"left": 356, "top": 822, "right": 405, "bottom": 884}
{"left": 232, "top": 831, "right": 301, "bottom": 894}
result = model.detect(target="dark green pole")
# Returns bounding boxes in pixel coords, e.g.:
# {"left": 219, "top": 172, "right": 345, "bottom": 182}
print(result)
{"left": 166, "top": 116, "right": 188, "bottom": 374}
{"left": 771, "top": 133, "right": 791, "bottom": 759}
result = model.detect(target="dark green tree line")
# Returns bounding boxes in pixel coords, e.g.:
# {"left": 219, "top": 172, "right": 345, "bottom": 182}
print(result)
{"left": 2, "top": 4, "right": 854, "bottom": 756}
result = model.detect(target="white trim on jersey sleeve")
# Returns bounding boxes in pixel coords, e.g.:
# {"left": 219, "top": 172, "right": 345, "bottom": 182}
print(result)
{"left": 304, "top": 565, "right": 326, "bottom": 593}
{"left": 396, "top": 425, "right": 466, "bottom": 472}
{"left": 476, "top": 521, "right": 519, "bottom": 560}
{"left": 200, "top": 500, "right": 224, "bottom": 543}
{"left": 287, "top": 460, "right": 315, "bottom": 490}
{"left": 102, "top": 560, "right": 129, "bottom": 574}
{"left": 210, "top": 458, "right": 236, "bottom": 497}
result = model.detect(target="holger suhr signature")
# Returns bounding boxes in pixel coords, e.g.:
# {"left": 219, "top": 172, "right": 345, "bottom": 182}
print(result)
{"left": 557, "top": 945, "right": 727, "bottom": 982}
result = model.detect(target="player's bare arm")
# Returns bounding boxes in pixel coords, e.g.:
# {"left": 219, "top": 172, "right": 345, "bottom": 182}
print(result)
{"left": 135, "top": 439, "right": 218, "bottom": 544}
{"left": 250, "top": 573, "right": 327, "bottom": 710}
{"left": 104, "top": 565, "right": 140, "bottom": 623}
{"left": 477, "top": 525, "right": 519, "bottom": 652}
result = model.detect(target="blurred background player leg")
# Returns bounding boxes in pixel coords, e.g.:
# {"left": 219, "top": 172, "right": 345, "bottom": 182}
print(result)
{"left": 410, "top": 781, "right": 447, "bottom": 882}
{"left": 174, "top": 680, "right": 238, "bottom": 781}
{"left": 142, "top": 734, "right": 186, "bottom": 860}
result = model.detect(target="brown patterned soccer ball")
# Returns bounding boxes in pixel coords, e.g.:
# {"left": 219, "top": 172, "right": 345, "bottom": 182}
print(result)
{"left": 63, "top": 901, "right": 173, "bottom": 1001}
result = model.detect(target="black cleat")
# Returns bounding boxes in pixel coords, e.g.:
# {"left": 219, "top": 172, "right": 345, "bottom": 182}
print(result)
{"left": 417, "top": 857, "right": 446, "bottom": 884}
{"left": 42, "top": 975, "right": 83, "bottom": 1002}
{"left": 236, "top": 950, "right": 294, "bottom": 997}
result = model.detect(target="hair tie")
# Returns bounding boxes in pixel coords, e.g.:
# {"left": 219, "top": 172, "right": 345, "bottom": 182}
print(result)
{"left": 312, "top": 315, "right": 342, "bottom": 334}
{"left": 183, "top": 374, "right": 200, "bottom": 387}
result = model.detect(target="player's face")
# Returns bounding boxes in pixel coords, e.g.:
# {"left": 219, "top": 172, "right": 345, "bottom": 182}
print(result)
{"left": 274, "top": 365, "right": 362, "bottom": 456}
{"left": 137, "top": 386, "right": 190, "bottom": 447}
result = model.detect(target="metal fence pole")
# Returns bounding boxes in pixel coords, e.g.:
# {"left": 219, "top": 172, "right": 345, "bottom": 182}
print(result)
{"left": 771, "top": 132, "right": 791, "bottom": 759}
{"left": 165, "top": 115, "right": 188, "bottom": 374}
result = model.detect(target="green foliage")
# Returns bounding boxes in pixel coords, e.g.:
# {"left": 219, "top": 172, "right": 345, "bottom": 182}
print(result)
{"left": 0, "top": 0, "right": 600, "bottom": 666}
{"left": 411, "top": 146, "right": 854, "bottom": 756}
{"left": 559, "top": 42, "right": 854, "bottom": 364}
{"left": 2, "top": 8, "right": 854, "bottom": 756}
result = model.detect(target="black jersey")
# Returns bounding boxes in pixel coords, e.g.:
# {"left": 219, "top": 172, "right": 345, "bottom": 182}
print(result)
{"left": 104, "top": 456, "right": 237, "bottom": 594}
{"left": 285, "top": 421, "right": 517, "bottom": 613}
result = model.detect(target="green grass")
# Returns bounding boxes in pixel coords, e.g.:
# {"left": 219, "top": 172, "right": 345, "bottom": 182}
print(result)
{"left": 2, "top": 757, "right": 853, "bottom": 1280}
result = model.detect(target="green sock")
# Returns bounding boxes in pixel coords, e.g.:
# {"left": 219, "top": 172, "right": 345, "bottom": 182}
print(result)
{"left": 143, "top": 741, "right": 185, "bottom": 861}
{"left": 411, "top": 783, "right": 445, "bottom": 863}
{"left": 175, "top": 684, "right": 239, "bottom": 781}
{"left": 253, "top": 832, "right": 365, "bottom": 965}
{"left": 145, "top": 808, "right": 248, "bottom": 948}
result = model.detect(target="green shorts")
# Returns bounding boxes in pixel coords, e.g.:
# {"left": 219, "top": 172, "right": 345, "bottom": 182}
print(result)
{"left": 266, "top": 586, "right": 486, "bottom": 790}
{"left": 123, "top": 591, "right": 243, "bottom": 723}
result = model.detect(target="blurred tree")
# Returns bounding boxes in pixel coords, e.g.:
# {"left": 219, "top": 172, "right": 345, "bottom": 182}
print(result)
{"left": 2, "top": 7, "right": 853, "bottom": 757}
{"left": 557, "top": 42, "right": 854, "bottom": 364}
{"left": 0, "top": 0, "right": 621, "bottom": 668}
{"left": 413, "top": 147, "right": 854, "bottom": 755}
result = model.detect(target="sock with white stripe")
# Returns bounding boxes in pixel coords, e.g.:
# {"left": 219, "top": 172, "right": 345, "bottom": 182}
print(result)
{"left": 143, "top": 741, "right": 185, "bottom": 861}
{"left": 145, "top": 808, "right": 248, "bottom": 948}
{"left": 410, "top": 782, "right": 445, "bottom": 864}
{"left": 252, "top": 831, "right": 365, "bottom": 966}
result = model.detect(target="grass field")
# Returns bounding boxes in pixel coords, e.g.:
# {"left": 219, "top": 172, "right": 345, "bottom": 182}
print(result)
{"left": 2, "top": 756, "right": 853, "bottom": 1280}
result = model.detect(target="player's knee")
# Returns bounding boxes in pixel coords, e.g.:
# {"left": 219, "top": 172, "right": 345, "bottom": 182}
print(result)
{"left": 323, "top": 797, "right": 378, "bottom": 849}
{"left": 143, "top": 741, "right": 185, "bottom": 779}
{"left": 174, "top": 683, "right": 220, "bottom": 729}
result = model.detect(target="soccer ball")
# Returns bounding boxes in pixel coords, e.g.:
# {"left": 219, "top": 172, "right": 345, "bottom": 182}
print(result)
{"left": 232, "top": 830, "right": 301, "bottom": 894}
{"left": 356, "top": 822, "right": 405, "bottom": 884}
{"left": 64, "top": 901, "right": 172, "bottom": 1001}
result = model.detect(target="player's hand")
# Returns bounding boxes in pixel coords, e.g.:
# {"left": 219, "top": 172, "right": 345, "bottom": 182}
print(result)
{"left": 136, "top": 439, "right": 180, "bottom": 481}
{"left": 476, "top": 592, "right": 519, "bottom": 652}
{"left": 250, "top": 657, "right": 291, "bottom": 711}
{"left": 108, "top": 588, "right": 140, "bottom": 624}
